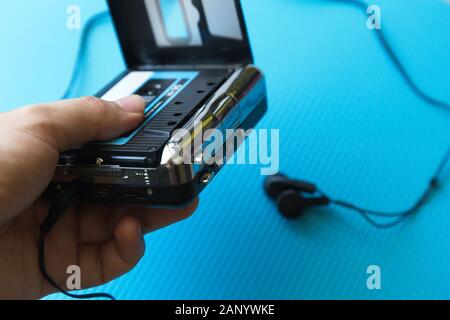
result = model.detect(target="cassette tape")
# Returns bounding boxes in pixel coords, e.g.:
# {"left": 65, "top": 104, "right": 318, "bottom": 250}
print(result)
{"left": 49, "top": 0, "right": 268, "bottom": 207}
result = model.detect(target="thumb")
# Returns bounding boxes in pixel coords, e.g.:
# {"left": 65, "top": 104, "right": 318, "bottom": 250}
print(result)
{"left": 19, "top": 95, "right": 145, "bottom": 152}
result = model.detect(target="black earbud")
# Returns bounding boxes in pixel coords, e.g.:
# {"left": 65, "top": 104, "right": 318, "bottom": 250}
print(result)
{"left": 264, "top": 174, "right": 330, "bottom": 219}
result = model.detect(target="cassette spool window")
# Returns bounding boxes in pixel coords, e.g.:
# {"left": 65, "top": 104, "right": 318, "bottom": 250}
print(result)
{"left": 144, "top": 0, "right": 244, "bottom": 48}
{"left": 107, "top": 0, "right": 253, "bottom": 66}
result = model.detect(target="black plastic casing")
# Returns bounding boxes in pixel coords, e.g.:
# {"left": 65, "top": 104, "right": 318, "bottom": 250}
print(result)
{"left": 50, "top": 0, "right": 268, "bottom": 207}
{"left": 107, "top": 0, "right": 253, "bottom": 68}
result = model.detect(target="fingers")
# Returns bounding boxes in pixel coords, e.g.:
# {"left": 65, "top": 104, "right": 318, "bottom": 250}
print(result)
{"left": 77, "top": 199, "right": 199, "bottom": 245}
{"left": 16, "top": 95, "right": 144, "bottom": 151}
{"left": 76, "top": 204, "right": 115, "bottom": 245}
{"left": 138, "top": 198, "right": 199, "bottom": 234}
{"left": 77, "top": 216, "right": 145, "bottom": 289}
{"left": 75, "top": 199, "right": 198, "bottom": 289}
{"left": 40, "top": 200, "right": 199, "bottom": 294}
{"left": 112, "top": 216, "right": 145, "bottom": 265}
{"left": 69, "top": 200, "right": 198, "bottom": 290}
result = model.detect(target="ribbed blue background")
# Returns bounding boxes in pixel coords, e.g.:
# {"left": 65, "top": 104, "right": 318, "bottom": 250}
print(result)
{"left": 1, "top": 0, "right": 450, "bottom": 299}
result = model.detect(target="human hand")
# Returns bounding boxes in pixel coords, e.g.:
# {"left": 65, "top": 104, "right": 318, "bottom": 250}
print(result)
{"left": 0, "top": 96, "right": 198, "bottom": 300}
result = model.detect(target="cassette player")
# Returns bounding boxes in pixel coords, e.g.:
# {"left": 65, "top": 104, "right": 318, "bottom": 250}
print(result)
{"left": 50, "top": 0, "right": 268, "bottom": 207}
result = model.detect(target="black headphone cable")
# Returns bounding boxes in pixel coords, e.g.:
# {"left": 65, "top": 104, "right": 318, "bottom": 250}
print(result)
{"left": 39, "top": 178, "right": 116, "bottom": 300}
{"left": 325, "top": 0, "right": 450, "bottom": 227}
{"left": 273, "top": 0, "right": 450, "bottom": 228}
{"left": 324, "top": 147, "right": 450, "bottom": 228}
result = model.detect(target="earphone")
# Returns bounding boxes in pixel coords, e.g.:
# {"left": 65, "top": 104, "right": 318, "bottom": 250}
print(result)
{"left": 264, "top": 174, "right": 330, "bottom": 219}
{"left": 265, "top": 0, "right": 450, "bottom": 229}
{"left": 264, "top": 151, "right": 448, "bottom": 228}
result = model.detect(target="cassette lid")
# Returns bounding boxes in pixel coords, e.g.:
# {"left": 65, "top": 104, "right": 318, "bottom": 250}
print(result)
{"left": 107, "top": 0, "right": 254, "bottom": 68}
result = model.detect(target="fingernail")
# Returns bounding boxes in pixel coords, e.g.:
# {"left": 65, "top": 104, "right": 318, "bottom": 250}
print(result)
{"left": 137, "top": 224, "right": 143, "bottom": 240}
{"left": 116, "top": 95, "right": 144, "bottom": 114}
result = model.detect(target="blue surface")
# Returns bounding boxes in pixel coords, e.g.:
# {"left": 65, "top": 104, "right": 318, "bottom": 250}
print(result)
{"left": 1, "top": 0, "right": 450, "bottom": 299}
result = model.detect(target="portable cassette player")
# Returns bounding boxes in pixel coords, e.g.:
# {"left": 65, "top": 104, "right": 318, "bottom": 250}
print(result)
{"left": 50, "top": 0, "right": 268, "bottom": 207}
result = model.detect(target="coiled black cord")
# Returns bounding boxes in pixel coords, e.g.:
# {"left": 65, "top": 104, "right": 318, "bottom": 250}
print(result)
{"left": 326, "top": 147, "right": 450, "bottom": 228}
{"left": 308, "top": 0, "right": 450, "bottom": 228}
